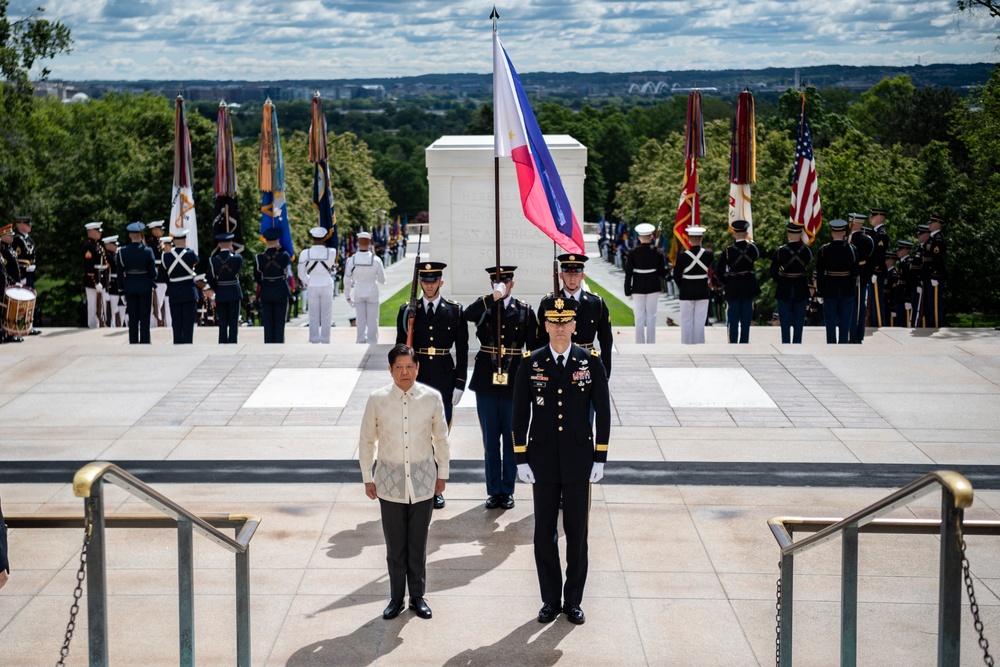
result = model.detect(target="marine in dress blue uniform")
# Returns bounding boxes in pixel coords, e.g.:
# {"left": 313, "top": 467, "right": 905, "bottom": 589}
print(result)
{"left": 254, "top": 228, "right": 292, "bottom": 344}
{"left": 463, "top": 265, "right": 537, "bottom": 510}
{"left": 513, "top": 296, "right": 611, "bottom": 626}
{"left": 163, "top": 228, "right": 199, "bottom": 344}
{"left": 816, "top": 219, "right": 858, "bottom": 344}
{"left": 770, "top": 221, "right": 814, "bottom": 344}
{"left": 208, "top": 233, "right": 243, "bottom": 344}
{"left": 718, "top": 219, "right": 760, "bottom": 344}
{"left": 847, "top": 213, "right": 874, "bottom": 343}
{"left": 116, "top": 222, "right": 157, "bottom": 344}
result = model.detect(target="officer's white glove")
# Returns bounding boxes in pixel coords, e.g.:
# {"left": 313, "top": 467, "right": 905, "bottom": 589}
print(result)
{"left": 589, "top": 462, "right": 605, "bottom": 483}
{"left": 931, "top": 279, "right": 939, "bottom": 287}
{"left": 904, "top": 302, "right": 912, "bottom": 310}
{"left": 492, "top": 282, "right": 507, "bottom": 300}
{"left": 95, "top": 283, "right": 104, "bottom": 293}
{"left": 871, "top": 275, "right": 877, "bottom": 284}
{"left": 916, "top": 286, "right": 923, "bottom": 294}
{"left": 517, "top": 463, "right": 535, "bottom": 484}
{"left": 452, "top": 389, "right": 463, "bottom": 406}
{"left": 816, "top": 297, "right": 823, "bottom": 304}
{"left": 27, "top": 264, "right": 35, "bottom": 272}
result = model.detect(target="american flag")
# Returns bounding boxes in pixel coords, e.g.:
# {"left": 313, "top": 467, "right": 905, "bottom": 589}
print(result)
{"left": 790, "top": 101, "right": 822, "bottom": 244}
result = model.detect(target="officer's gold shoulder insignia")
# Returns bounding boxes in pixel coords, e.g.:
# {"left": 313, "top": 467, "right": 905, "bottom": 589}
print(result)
{"left": 934, "top": 246, "right": 940, "bottom": 253}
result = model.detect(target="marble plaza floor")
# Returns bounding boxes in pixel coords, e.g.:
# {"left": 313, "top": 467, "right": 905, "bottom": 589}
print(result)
{"left": 2, "top": 238, "right": 1000, "bottom": 664}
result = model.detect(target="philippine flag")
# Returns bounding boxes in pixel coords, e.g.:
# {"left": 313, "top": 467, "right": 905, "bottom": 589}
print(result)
{"left": 493, "top": 32, "right": 584, "bottom": 254}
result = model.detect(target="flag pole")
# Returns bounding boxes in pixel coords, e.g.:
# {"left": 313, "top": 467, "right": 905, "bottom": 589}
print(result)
{"left": 491, "top": 6, "right": 506, "bottom": 385}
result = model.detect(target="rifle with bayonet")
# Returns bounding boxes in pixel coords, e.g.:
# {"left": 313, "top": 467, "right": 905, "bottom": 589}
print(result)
{"left": 404, "top": 227, "right": 423, "bottom": 347}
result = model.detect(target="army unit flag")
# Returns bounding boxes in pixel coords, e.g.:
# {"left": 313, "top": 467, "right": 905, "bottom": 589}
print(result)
{"left": 213, "top": 100, "right": 243, "bottom": 254}
{"left": 493, "top": 31, "right": 584, "bottom": 254}
{"left": 728, "top": 90, "right": 755, "bottom": 239}
{"left": 674, "top": 90, "right": 705, "bottom": 258}
{"left": 309, "top": 92, "right": 337, "bottom": 251}
{"left": 170, "top": 95, "right": 198, "bottom": 255}
{"left": 259, "top": 99, "right": 295, "bottom": 258}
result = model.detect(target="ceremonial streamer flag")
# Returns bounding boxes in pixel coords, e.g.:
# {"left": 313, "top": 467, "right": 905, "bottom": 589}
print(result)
{"left": 170, "top": 95, "right": 198, "bottom": 255}
{"left": 213, "top": 100, "right": 243, "bottom": 254}
{"left": 790, "top": 95, "right": 823, "bottom": 244}
{"left": 673, "top": 90, "right": 705, "bottom": 262}
{"left": 729, "top": 90, "right": 755, "bottom": 239}
{"left": 309, "top": 92, "right": 337, "bottom": 251}
{"left": 493, "top": 32, "right": 584, "bottom": 254}
{"left": 259, "top": 99, "right": 295, "bottom": 257}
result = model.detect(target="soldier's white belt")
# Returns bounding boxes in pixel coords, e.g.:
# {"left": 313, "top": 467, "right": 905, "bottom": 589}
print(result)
{"left": 632, "top": 268, "right": 657, "bottom": 274}
{"left": 169, "top": 276, "right": 194, "bottom": 282}
{"left": 682, "top": 273, "right": 708, "bottom": 279}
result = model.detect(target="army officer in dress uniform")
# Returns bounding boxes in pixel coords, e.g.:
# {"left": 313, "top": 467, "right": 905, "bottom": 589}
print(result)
{"left": 395, "top": 261, "right": 468, "bottom": 509}
{"left": 537, "top": 253, "right": 613, "bottom": 378}
{"left": 116, "top": 222, "right": 157, "bottom": 344}
{"left": 163, "top": 228, "right": 199, "bottom": 344}
{"left": 513, "top": 296, "right": 611, "bottom": 626}
{"left": 208, "top": 232, "right": 243, "bottom": 344}
{"left": 816, "top": 219, "right": 858, "bottom": 344}
{"left": 254, "top": 228, "right": 292, "bottom": 344}
{"left": 717, "top": 219, "right": 761, "bottom": 344}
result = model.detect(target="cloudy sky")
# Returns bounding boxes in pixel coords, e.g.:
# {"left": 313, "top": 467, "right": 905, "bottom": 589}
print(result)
{"left": 13, "top": 0, "right": 1000, "bottom": 81}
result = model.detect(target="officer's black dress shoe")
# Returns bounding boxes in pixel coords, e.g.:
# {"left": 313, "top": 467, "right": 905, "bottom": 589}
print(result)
{"left": 28, "top": 328, "right": 40, "bottom": 335}
{"left": 383, "top": 599, "right": 405, "bottom": 619}
{"left": 563, "top": 604, "right": 585, "bottom": 625}
{"left": 485, "top": 494, "right": 503, "bottom": 509}
{"left": 500, "top": 494, "right": 515, "bottom": 510}
{"left": 537, "top": 603, "right": 560, "bottom": 623}
{"left": 433, "top": 494, "right": 446, "bottom": 510}
{"left": 409, "top": 597, "right": 432, "bottom": 619}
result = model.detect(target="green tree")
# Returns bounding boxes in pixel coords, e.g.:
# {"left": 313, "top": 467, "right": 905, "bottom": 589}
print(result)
{"left": 0, "top": 0, "right": 71, "bottom": 93}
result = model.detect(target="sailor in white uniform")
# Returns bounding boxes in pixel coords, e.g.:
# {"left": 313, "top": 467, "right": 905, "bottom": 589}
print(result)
{"left": 297, "top": 226, "right": 337, "bottom": 344}
{"left": 344, "top": 231, "right": 386, "bottom": 344}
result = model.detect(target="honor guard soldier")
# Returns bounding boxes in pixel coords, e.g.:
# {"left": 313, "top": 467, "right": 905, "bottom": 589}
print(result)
{"left": 297, "top": 227, "right": 336, "bottom": 344}
{"left": 883, "top": 249, "right": 899, "bottom": 327}
{"left": 395, "top": 261, "right": 469, "bottom": 509}
{"left": 345, "top": 231, "right": 386, "bottom": 344}
{"left": 146, "top": 220, "right": 170, "bottom": 328}
{"left": 912, "top": 224, "right": 930, "bottom": 326}
{"left": 816, "top": 219, "right": 858, "bottom": 344}
{"left": 116, "top": 222, "right": 157, "bottom": 344}
{"left": 537, "top": 254, "right": 613, "bottom": 378}
{"left": 163, "top": 228, "right": 199, "bottom": 344}
{"left": 921, "top": 215, "right": 947, "bottom": 328}
{"left": 674, "top": 225, "right": 713, "bottom": 344}
{"left": 868, "top": 208, "right": 891, "bottom": 326}
{"left": 623, "top": 222, "right": 667, "bottom": 343}
{"left": 847, "top": 213, "right": 874, "bottom": 343}
{"left": 464, "top": 265, "right": 537, "bottom": 510}
{"left": 512, "top": 296, "right": 611, "bottom": 626}
{"left": 770, "top": 221, "right": 814, "bottom": 344}
{"left": 208, "top": 233, "right": 243, "bottom": 344}
{"left": 12, "top": 216, "right": 39, "bottom": 335}
{"left": 103, "top": 235, "right": 126, "bottom": 327}
{"left": 718, "top": 220, "right": 760, "bottom": 344}
{"left": 0, "top": 223, "right": 21, "bottom": 342}
{"left": 83, "top": 221, "right": 107, "bottom": 329}
{"left": 255, "top": 228, "right": 292, "bottom": 344}
{"left": 894, "top": 241, "right": 915, "bottom": 327}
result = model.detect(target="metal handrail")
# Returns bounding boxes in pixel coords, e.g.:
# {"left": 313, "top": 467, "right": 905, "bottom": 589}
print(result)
{"left": 73, "top": 461, "right": 260, "bottom": 553}
{"left": 4, "top": 513, "right": 259, "bottom": 531}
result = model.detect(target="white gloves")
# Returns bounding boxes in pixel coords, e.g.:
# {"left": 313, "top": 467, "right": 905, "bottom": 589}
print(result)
{"left": 27, "top": 264, "right": 35, "bottom": 272}
{"left": 452, "top": 389, "right": 463, "bottom": 406}
{"left": 916, "top": 286, "right": 923, "bottom": 294}
{"left": 931, "top": 279, "right": 939, "bottom": 287}
{"left": 95, "top": 283, "right": 104, "bottom": 293}
{"left": 816, "top": 297, "right": 823, "bottom": 304}
{"left": 492, "top": 282, "right": 507, "bottom": 299}
{"left": 871, "top": 275, "right": 877, "bottom": 284}
{"left": 517, "top": 463, "right": 535, "bottom": 484}
{"left": 904, "top": 302, "right": 912, "bottom": 310}
{"left": 589, "top": 462, "right": 605, "bottom": 483}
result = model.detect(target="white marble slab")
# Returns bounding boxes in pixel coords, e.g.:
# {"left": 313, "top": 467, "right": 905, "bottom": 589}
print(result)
{"left": 651, "top": 368, "right": 777, "bottom": 408}
{"left": 242, "top": 369, "right": 362, "bottom": 408}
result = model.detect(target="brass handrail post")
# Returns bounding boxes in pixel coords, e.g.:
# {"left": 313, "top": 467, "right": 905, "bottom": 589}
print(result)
{"left": 779, "top": 552, "right": 794, "bottom": 667}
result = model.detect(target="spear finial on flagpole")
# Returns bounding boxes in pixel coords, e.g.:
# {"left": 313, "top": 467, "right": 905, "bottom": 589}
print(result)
{"left": 491, "top": 5, "right": 499, "bottom": 32}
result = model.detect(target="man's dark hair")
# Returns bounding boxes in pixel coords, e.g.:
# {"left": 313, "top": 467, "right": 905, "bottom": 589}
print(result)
{"left": 388, "top": 344, "right": 415, "bottom": 366}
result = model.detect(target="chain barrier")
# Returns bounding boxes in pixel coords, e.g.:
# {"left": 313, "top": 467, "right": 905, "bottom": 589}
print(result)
{"left": 960, "top": 526, "right": 995, "bottom": 667}
{"left": 55, "top": 505, "right": 92, "bottom": 667}
{"left": 775, "top": 566, "right": 782, "bottom": 667}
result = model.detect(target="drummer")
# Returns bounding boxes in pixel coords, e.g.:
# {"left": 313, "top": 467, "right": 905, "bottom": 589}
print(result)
{"left": 0, "top": 223, "right": 23, "bottom": 343}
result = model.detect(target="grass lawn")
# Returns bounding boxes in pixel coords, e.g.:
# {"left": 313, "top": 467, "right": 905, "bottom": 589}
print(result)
{"left": 380, "top": 278, "right": 634, "bottom": 327}
{"left": 949, "top": 313, "right": 1000, "bottom": 328}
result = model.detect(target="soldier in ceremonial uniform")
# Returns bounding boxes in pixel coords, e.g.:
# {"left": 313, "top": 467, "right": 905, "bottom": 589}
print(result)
{"left": 512, "top": 296, "right": 610, "bottom": 626}
{"left": 12, "top": 216, "right": 36, "bottom": 290}
{"left": 894, "top": 241, "right": 915, "bottom": 327}
{"left": 82, "top": 222, "right": 108, "bottom": 329}
{"left": 297, "top": 227, "right": 337, "bottom": 344}
{"left": 0, "top": 223, "right": 21, "bottom": 342}
{"left": 344, "top": 231, "right": 386, "bottom": 344}
{"left": 816, "top": 219, "right": 858, "bottom": 344}
{"left": 208, "top": 233, "right": 243, "bottom": 344}
{"left": 911, "top": 225, "right": 930, "bottom": 326}
{"left": 674, "top": 225, "right": 713, "bottom": 344}
{"left": 718, "top": 220, "right": 760, "bottom": 344}
{"left": 146, "top": 220, "right": 170, "bottom": 328}
{"left": 464, "top": 265, "right": 537, "bottom": 510}
{"left": 163, "top": 228, "right": 199, "bottom": 344}
{"left": 868, "top": 208, "right": 891, "bottom": 327}
{"left": 623, "top": 223, "right": 667, "bottom": 344}
{"left": 255, "top": 228, "right": 292, "bottom": 344}
{"left": 921, "top": 215, "right": 947, "bottom": 328}
{"left": 537, "top": 254, "right": 613, "bottom": 378}
{"left": 103, "top": 235, "right": 126, "bottom": 328}
{"left": 847, "top": 213, "right": 874, "bottom": 343}
{"left": 770, "top": 221, "right": 814, "bottom": 344}
{"left": 883, "top": 250, "right": 899, "bottom": 327}
{"left": 395, "top": 261, "right": 468, "bottom": 509}
{"left": 116, "top": 222, "right": 157, "bottom": 344}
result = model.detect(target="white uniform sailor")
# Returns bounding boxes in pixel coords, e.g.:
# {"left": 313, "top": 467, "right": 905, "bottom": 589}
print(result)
{"left": 297, "top": 226, "right": 337, "bottom": 344}
{"left": 344, "top": 231, "right": 386, "bottom": 344}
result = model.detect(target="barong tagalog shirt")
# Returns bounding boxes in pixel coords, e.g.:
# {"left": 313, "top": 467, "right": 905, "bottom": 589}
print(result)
{"left": 359, "top": 382, "right": 450, "bottom": 504}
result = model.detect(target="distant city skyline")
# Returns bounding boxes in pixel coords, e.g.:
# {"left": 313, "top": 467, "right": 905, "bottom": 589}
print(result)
{"left": 13, "top": 0, "right": 1000, "bottom": 81}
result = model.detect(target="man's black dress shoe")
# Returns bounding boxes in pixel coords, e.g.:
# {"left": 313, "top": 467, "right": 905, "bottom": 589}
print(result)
{"left": 409, "top": 597, "right": 432, "bottom": 619}
{"left": 563, "top": 603, "right": 585, "bottom": 625}
{"left": 500, "top": 494, "right": 515, "bottom": 510}
{"left": 433, "top": 494, "right": 445, "bottom": 510}
{"left": 28, "top": 328, "right": 40, "bottom": 335}
{"left": 485, "top": 494, "right": 502, "bottom": 509}
{"left": 383, "top": 599, "right": 405, "bottom": 620}
{"left": 537, "top": 603, "right": 560, "bottom": 623}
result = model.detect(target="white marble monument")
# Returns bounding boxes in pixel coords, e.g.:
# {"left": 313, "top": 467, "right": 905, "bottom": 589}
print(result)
{"left": 425, "top": 134, "right": 587, "bottom": 308}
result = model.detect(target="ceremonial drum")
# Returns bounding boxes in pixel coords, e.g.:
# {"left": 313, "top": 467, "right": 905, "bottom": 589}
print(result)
{"left": 3, "top": 286, "right": 36, "bottom": 336}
